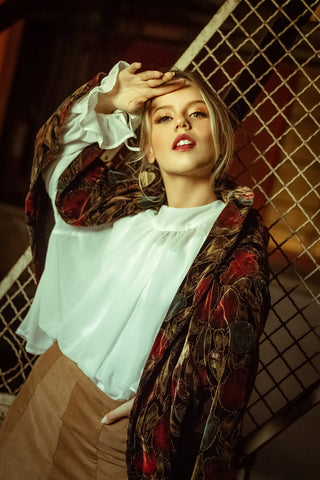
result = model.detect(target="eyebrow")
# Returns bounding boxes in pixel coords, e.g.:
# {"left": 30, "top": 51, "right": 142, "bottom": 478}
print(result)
{"left": 151, "top": 99, "right": 207, "bottom": 115}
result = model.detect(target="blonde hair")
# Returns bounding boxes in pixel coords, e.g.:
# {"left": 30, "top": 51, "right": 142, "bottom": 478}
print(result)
{"left": 130, "top": 69, "right": 236, "bottom": 202}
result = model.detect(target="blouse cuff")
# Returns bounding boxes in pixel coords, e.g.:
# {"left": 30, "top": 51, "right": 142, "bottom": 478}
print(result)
{"left": 63, "top": 61, "right": 140, "bottom": 150}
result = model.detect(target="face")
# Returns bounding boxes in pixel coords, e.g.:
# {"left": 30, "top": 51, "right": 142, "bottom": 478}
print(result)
{"left": 146, "top": 83, "right": 216, "bottom": 182}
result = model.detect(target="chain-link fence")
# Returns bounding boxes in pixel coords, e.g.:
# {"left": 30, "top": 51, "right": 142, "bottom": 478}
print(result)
{"left": 0, "top": 248, "right": 36, "bottom": 400}
{"left": 174, "top": 0, "right": 320, "bottom": 452}
{"left": 1, "top": 0, "right": 319, "bottom": 460}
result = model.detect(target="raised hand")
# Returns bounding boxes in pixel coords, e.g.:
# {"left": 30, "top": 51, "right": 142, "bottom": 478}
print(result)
{"left": 96, "top": 62, "right": 185, "bottom": 115}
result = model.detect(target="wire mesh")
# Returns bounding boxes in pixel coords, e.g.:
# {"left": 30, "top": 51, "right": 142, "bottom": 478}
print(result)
{"left": 0, "top": 249, "right": 37, "bottom": 395}
{"left": 0, "top": 0, "right": 319, "bottom": 445}
{"left": 175, "top": 0, "right": 320, "bottom": 438}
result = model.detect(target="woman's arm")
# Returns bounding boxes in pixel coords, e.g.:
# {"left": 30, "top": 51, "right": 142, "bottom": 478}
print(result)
{"left": 46, "top": 61, "right": 186, "bottom": 204}
{"left": 53, "top": 62, "right": 185, "bottom": 168}
{"left": 32, "top": 61, "right": 185, "bottom": 190}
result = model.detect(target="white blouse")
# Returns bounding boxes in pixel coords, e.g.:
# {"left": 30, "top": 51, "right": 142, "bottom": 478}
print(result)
{"left": 17, "top": 62, "right": 225, "bottom": 400}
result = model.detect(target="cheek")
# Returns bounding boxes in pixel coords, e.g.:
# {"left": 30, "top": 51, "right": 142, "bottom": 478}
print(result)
{"left": 203, "top": 128, "right": 216, "bottom": 156}
{"left": 151, "top": 130, "right": 167, "bottom": 156}
{"left": 203, "top": 124, "right": 215, "bottom": 146}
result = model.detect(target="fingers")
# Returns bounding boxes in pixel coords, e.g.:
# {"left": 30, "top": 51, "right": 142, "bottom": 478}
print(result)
{"left": 146, "top": 72, "right": 175, "bottom": 88}
{"left": 128, "top": 63, "right": 176, "bottom": 86}
{"left": 150, "top": 78, "right": 186, "bottom": 97}
{"left": 131, "top": 78, "right": 186, "bottom": 113}
{"left": 128, "top": 62, "right": 142, "bottom": 74}
{"left": 161, "top": 71, "right": 176, "bottom": 83}
{"left": 140, "top": 70, "right": 163, "bottom": 81}
{"left": 101, "top": 397, "right": 135, "bottom": 425}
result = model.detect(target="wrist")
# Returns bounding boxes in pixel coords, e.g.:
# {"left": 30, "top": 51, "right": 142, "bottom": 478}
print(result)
{"left": 95, "top": 91, "right": 117, "bottom": 114}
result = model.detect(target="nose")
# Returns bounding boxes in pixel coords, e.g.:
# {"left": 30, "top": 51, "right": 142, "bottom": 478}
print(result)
{"left": 175, "top": 117, "right": 190, "bottom": 130}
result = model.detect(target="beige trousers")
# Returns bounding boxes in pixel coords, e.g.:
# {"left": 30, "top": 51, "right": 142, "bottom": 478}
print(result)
{"left": 0, "top": 343, "right": 129, "bottom": 480}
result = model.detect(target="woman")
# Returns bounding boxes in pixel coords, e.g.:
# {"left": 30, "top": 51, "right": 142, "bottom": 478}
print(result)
{"left": 0, "top": 62, "right": 270, "bottom": 479}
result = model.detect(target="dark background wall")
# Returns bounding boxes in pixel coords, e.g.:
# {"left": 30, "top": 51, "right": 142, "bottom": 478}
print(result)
{"left": 0, "top": 0, "right": 219, "bottom": 207}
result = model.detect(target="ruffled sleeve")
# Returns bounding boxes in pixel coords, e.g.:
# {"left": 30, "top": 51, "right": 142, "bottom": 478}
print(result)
{"left": 43, "top": 61, "right": 140, "bottom": 202}
{"left": 58, "top": 61, "right": 140, "bottom": 152}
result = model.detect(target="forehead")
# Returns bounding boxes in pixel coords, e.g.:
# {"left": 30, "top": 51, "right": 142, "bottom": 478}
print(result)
{"left": 151, "top": 82, "right": 205, "bottom": 110}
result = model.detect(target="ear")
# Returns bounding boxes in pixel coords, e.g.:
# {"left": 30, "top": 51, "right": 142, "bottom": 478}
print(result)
{"left": 145, "top": 147, "right": 156, "bottom": 164}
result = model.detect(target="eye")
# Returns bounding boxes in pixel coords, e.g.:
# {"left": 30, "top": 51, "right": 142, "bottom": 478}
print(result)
{"left": 190, "top": 111, "right": 208, "bottom": 118}
{"left": 156, "top": 115, "right": 173, "bottom": 124}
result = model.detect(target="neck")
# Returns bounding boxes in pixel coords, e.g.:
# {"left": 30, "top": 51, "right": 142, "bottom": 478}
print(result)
{"left": 162, "top": 175, "right": 217, "bottom": 208}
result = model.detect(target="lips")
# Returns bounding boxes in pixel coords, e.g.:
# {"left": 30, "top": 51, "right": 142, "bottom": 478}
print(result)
{"left": 172, "top": 134, "right": 196, "bottom": 151}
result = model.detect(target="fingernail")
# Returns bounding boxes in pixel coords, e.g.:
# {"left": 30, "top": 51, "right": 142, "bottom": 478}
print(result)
{"left": 101, "top": 415, "right": 108, "bottom": 424}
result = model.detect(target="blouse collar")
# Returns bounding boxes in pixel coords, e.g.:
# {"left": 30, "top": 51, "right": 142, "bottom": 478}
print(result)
{"left": 148, "top": 200, "right": 225, "bottom": 232}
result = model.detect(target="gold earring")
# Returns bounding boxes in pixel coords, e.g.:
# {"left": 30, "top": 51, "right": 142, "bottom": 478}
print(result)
{"left": 139, "top": 169, "right": 156, "bottom": 188}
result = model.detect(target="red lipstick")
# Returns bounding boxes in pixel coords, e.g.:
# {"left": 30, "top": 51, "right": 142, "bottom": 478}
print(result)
{"left": 172, "top": 134, "right": 196, "bottom": 151}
